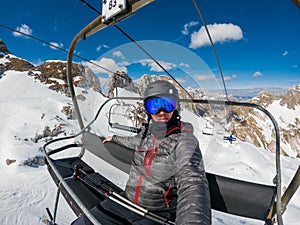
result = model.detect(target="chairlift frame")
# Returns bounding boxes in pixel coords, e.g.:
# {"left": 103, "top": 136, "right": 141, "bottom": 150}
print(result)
{"left": 108, "top": 101, "right": 142, "bottom": 134}
{"left": 202, "top": 119, "right": 214, "bottom": 135}
{"left": 202, "top": 127, "right": 213, "bottom": 135}
{"left": 42, "top": 1, "right": 300, "bottom": 225}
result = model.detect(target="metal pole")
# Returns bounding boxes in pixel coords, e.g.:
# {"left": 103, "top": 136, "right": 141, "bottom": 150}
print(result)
{"left": 53, "top": 185, "right": 61, "bottom": 224}
{"left": 281, "top": 166, "right": 300, "bottom": 213}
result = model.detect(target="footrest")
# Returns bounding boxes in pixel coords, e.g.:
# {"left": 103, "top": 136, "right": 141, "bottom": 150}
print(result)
{"left": 47, "top": 157, "right": 123, "bottom": 216}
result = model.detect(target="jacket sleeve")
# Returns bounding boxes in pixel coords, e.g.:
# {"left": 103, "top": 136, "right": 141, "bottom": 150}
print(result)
{"left": 111, "top": 127, "right": 146, "bottom": 150}
{"left": 174, "top": 135, "right": 211, "bottom": 225}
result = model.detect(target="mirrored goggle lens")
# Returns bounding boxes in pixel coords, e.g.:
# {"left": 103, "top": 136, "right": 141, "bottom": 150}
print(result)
{"left": 145, "top": 97, "right": 177, "bottom": 115}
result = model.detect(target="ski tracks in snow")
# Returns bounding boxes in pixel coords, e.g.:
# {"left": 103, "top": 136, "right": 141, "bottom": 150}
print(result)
{"left": 0, "top": 167, "right": 63, "bottom": 225}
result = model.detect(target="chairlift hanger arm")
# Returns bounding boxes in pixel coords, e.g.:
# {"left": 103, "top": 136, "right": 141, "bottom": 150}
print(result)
{"left": 67, "top": 0, "right": 154, "bottom": 132}
{"left": 84, "top": 0, "right": 155, "bottom": 38}
{"left": 292, "top": 0, "right": 300, "bottom": 9}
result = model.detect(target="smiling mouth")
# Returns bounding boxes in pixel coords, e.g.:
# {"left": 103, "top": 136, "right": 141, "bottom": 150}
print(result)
{"left": 156, "top": 118, "right": 168, "bottom": 122}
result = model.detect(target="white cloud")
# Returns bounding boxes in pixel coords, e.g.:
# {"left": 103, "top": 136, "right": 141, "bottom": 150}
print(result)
{"left": 86, "top": 57, "right": 127, "bottom": 74}
{"left": 291, "top": 64, "right": 298, "bottom": 68}
{"left": 194, "top": 73, "right": 237, "bottom": 82}
{"left": 139, "top": 59, "right": 176, "bottom": 72}
{"left": 189, "top": 23, "right": 243, "bottom": 49}
{"left": 194, "top": 74, "right": 215, "bottom": 81}
{"left": 13, "top": 24, "right": 33, "bottom": 38}
{"left": 176, "top": 78, "right": 187, "bottom": 83}
{"left": 252, "top": 71, "right": 263, "bottom": 77}
{"left": 49, "top": 42, "right": 64, "bottom": 50}
{"left": 282, "top": 51, "right": 288, "bottom": 56}
{"left": 32, "top": 59, "right": 44, "bottom": 66}
{"left": 113, "top": 50, "right": 125, "bottom": 59}
{"left": 182, "top": 21, "right": 199, "bottom": 35}
{"left": 179, "top": 62, "right": 190, "bottom": 68}
{"left": 96, "top": 44, "right": 109, "bottom": 52}
{"left": 118, "top": 60, "right": 130, "bottom": 67}
{"left": 223, "top": 74, "right": 237, "bottom": 81}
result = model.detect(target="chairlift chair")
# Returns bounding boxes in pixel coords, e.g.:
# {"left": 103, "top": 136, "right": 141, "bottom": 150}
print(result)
{"left": 202, "top": 119, "right": 214, "bottom": 135}
{"left": 108, "top": 101, "right": 142, "bottom": 134}
{"left": 202, "top": 127, "right": 213, "bottom": 135}
{"left": 44, "top": 97, "right": 294, "bottom": 225}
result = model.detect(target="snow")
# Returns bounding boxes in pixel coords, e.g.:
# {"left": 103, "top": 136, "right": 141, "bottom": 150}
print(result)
{"left": 48, "top": 77, "right": 66, "bottom": 85}
{"left": 0, "top": 167, "right": 75, "bottom": 225}
{"left": 0, "top": 56, "right": 10, "bottom": 64}
{"left": 0, "top": 69, "right": 299, "bottom": 225}
{"left": 267, "top": 100, "right": 300, "bottom": 130}
{"left": 46, "top": 60, "right": 68, "bottom": 63}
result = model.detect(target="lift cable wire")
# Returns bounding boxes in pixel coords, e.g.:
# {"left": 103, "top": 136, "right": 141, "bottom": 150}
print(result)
{"left": 78, "top": 0, "right": 194, "bottom": 100}
{"left": 80, "top": 0, "right": 102, "bottom": 15}
{"left": 192, "top": 0, "right": 229, "bottom": 101}
{"left": 192, "top": 0, "right": 238, "bottom": 137}
{"left": 113, "top": 24, "right": 194, "bottom": 100}
{"left": 192, "top": 1, "right": 283, "bottom": 225}
{"left": 0, "top": 23, "right": 115, "bottom": 75}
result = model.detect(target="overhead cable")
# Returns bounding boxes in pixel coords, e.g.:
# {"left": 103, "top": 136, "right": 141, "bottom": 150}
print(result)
{"left": 0, "top": 23, "right": 114, "bottom": 74}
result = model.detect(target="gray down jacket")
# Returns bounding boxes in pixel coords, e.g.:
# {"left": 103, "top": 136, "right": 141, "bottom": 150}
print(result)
{"left": 111, "top": 118, "right": 211, "bottom": 225}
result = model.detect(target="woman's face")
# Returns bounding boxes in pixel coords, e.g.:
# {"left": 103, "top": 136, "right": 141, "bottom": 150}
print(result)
{"left": 151, "top": 110, "right": 174, "bottom": 123}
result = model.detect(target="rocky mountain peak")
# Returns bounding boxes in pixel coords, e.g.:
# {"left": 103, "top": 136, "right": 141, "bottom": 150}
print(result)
{"left": 0, "top": 41, "right": 34, "bottom": 75}
{"left": 0, "top": 39, "right": 10, "bottom": 54}
{"left": 280, "top": 84, "right": 300, "bottom": 110}
{"left": 228, "top": 86, "right": 300, "bottom": 158}
{"left": 0, "top": 52, "right": 101, "bottom": 97}
{"left": 108, "top": 71, "right": 136, "bottom": 97}
{"left": 28, "top": 61, "right": 101, "bottom": 97}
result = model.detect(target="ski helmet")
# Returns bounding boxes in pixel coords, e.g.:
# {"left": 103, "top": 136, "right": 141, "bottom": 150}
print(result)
{"left": 143, "top": 80, "right": 179, "bottom": 101}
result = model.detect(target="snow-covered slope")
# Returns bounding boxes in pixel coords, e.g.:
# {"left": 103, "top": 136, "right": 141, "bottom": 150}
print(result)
{"left": 0, "top": 58, "right": 299, "bottom": 224}
{"left": 0, "top": 70, "right": 77, "bottom": 224}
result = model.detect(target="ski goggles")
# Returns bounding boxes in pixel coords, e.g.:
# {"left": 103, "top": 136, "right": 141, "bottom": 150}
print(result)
{"left": 144, "top": 97, "right": 177, "bottom": 115}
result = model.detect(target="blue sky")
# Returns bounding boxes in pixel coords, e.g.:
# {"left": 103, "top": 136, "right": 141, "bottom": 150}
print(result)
{"left": 1, "top": 0, "right": 299, "bottom": 89}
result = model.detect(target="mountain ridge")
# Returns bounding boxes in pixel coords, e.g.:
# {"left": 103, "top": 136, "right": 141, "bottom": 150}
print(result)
{"left": 1, "top": 40, "right": 299, "bottom": 158}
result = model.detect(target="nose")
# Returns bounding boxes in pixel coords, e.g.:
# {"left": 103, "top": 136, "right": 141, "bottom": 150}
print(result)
{"left": 156, "top": 109, "right": 167, "bottom": 115}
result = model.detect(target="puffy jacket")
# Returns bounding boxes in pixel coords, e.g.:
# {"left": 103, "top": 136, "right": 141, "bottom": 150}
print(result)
{"left": 112, "top": 117, "right": 211, "bottom": 225}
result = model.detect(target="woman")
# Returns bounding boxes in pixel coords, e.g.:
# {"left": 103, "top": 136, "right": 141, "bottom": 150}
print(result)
{"left": 72, "top": 80, "right": 211, "bottom": 225}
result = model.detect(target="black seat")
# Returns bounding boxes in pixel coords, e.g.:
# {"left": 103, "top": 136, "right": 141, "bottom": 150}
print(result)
{"left": 47, "top": 131, "right": 277, "bottom": 223}
{"left": 206, "top": 172, "right": 276, "bottom": 220}
{"left": 48, "top": 157, "right": 94, "bottom": 185}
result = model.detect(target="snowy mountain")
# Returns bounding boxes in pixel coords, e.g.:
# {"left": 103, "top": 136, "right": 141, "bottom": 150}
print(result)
{"left": 0, "top": 41, "right": 299, "bottom": 225}
{"left": 0, "top": 51, "right": 78, "bottom": 224}
{"left": 226, "top": 87, "right": 300, "bottom": 158}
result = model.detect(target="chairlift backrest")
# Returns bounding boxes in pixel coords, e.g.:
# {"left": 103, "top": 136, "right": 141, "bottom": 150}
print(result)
{"left": 82, "top": 132, "right": 133, "bottom": 173}
{"left": 202, "top": 127, "right": 213, "bottom": 135}
{"left": 108, "top": 101, "right": 143, "bottom": 135}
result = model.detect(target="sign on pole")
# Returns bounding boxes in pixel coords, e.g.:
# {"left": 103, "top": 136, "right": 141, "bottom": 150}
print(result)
{"left": 102, "top": 0, "right": 127, "bottom": 22}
